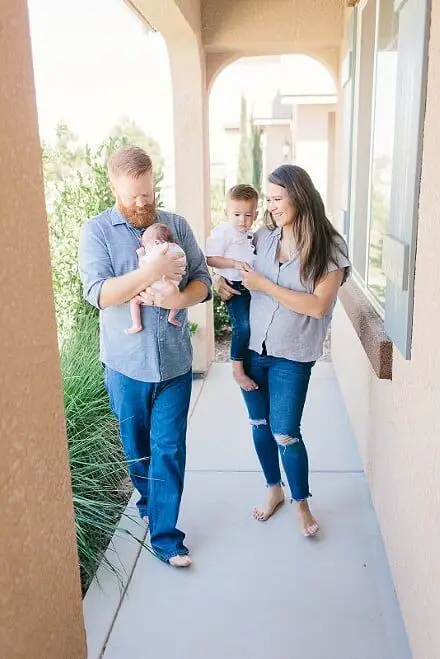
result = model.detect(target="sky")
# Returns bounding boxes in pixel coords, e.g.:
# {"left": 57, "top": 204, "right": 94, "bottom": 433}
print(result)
{"left": 27, "top": 0, "right": 174, "bottom": 156}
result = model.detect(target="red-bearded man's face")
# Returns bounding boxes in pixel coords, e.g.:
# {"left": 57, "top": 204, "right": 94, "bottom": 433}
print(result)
{"left": 111, "top": 171, "right": 157, "bottom": 229}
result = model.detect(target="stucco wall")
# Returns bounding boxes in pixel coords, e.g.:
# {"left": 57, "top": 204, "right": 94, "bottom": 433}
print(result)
{"left": 332, "top": 2, "right": 440, "bottom": 657}
{"left": 296, "top": 104, "right": 334, "bottom": 207}
{"left": 263, "top": 124, "right": 292, "bottom": 181}
{"left": 0, "top": 2, "right": 86, "bottom": 657}
{"left": 202, "top": 0, "right": 345, "bottom": 53}
{"left": 175, "top": 0, "right": 201, "bottom": 33}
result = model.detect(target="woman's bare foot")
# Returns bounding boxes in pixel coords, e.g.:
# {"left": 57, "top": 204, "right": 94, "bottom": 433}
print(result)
{"left": 169, "top": 555, "right": 192, "bottom": 568}
{"left": 296, "top": 500, "right": 319, "bottom": 537}
{"left": 253, "top": 485, "right": 285, "bottom": 521}
{"left": 232, "top": 361, "right": 258, "bottom": 391}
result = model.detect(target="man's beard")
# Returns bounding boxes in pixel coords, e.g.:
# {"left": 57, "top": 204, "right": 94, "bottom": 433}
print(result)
{"left": 118, "top": 199, "right": 157, "bottom": 229}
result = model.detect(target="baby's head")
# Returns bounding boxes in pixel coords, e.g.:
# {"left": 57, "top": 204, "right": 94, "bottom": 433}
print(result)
{"left": 142, "top": 223, "right": 175, "bottom": 250}
{"left": 226, "top": 184, "right": 259, "bottom": 233}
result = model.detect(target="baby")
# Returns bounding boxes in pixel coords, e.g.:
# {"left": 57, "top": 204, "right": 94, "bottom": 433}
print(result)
{"left": 206, "top": 184, "right": 258, "bottom": 391}
{"left": 125, "top": 223, "right": 186, "bottom": 334}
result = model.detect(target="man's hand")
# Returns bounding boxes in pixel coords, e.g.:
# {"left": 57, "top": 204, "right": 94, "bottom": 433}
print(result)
{"left": 98, "top": 244, "right": 186, "bottom": 310}
{"left": 133, "top": 292, "right": 154, "bottom": 306}
{"left": 140, "top": 243, "right": 186, "bottom": 285}
{"left": 138, "top": 278, "right": 183, "bottom": 310}
{"left": 213, "top": 274, "right": 241, "bottom": 302}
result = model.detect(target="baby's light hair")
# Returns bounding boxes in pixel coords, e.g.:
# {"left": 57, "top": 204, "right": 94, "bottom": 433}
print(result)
{"left": 142, "top": 223, "right": 174, "bottom": 244}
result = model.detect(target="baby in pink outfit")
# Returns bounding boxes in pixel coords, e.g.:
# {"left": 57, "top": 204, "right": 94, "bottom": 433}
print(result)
{"left": 125, "top": 223, "right": 186, "bottom": 334}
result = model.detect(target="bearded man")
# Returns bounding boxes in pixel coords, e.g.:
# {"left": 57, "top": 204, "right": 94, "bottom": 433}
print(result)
{"left": 79, "top": 146, "right": 211, "bottom": 567}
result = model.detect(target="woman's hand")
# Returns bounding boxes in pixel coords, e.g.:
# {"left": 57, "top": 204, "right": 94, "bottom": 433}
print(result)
{"left": 241, "top": 264, "right": 267, "bottom": 292}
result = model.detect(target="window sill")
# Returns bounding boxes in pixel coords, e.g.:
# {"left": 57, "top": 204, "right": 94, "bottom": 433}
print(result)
{"left": 338, "top": 278, "right": 393, "bottom": 380}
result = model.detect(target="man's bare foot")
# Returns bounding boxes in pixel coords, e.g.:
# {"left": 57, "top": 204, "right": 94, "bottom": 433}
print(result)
{"left": 296, "top": 500, "right": 319, "bottom": 537}
{"left": 169, "top": 555, "right": 192, "bottom": 568}
{"left": 253, "top": 485, "right": 285, "bottom": 521}
{"left": 125, "top": 326, "right": 142, "bottom": 334}
{"left": 232, "top": 361, "right": 258, "bottom": 391}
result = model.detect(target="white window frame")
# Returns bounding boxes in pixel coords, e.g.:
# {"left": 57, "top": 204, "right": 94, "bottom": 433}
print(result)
{"left": 344, "top": 0, "right": 430, "bottom": 357}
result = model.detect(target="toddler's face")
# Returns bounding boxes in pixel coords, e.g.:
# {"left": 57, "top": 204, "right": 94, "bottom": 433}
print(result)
{"left": 226, "top": 199, "right": 258, "bottom": 233}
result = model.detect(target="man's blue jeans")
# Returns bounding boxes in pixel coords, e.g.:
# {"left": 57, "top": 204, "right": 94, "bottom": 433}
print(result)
{"left": 241, "top": 351, "right": 314, "bottom": 501}
{"left": 104, "top": 366, "right": 192, "bottom": 561}
{"left": 225, "top": 281, "right": 251, "bottom": 361}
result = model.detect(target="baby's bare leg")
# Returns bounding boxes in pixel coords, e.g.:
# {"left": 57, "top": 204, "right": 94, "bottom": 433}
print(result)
{"left": 125, "top": 297, "right": 143, "bottom": 334}
{"left": 167, "top": 309, "right": 182, "bottom": 327}
{"left": 165, "top": 278, "right": 182, "bottom": 327}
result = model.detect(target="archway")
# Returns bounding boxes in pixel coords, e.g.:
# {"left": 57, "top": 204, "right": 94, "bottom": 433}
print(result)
{"left": 209, "top": 54, "right": 338, "bottom": 222}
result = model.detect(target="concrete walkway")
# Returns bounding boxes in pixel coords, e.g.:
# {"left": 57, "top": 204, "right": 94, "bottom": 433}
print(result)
{"left": 88, "top": 362, "right": 411, "bottom": 659}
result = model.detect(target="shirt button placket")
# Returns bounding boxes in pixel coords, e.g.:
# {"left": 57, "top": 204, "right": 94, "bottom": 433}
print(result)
{"left": 158, "top": 309, "right": 165, "bottom": 380}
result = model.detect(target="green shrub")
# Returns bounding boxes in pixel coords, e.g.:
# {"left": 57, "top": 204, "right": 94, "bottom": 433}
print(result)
{"left": 213, "top": 291, "right": 231, "bottom": 338}
{"left": 61, "top": 307, "right": 130, "bottom": 593}
{"left": 188, "top": 321, "right": 198, "bottom": 336}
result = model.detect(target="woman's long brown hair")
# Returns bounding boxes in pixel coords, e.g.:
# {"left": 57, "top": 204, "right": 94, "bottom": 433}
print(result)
{"left": 266, "top": 165, "right": 347, "bottom": 288}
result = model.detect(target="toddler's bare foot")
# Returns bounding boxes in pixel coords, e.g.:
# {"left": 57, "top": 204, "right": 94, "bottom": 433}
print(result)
{"left": 296, "top": 500, "right": 319, "bottom": 537}
{"left": 232, "top": 362, "right": 258, "bottom": 391}
{"left": 125, "top": 326, "right": 142, "bottom": 334}
{"left": 253, "top": 485, "right": 285, "bottom": 521}
{"left": 169, "top": 555, "right": 192, "bottom": 568}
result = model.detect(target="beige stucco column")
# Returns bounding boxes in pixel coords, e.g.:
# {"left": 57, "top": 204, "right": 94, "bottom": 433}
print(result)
{"left": 168, "top": 36, "right": 214, "bottom": 372}
{"left": 132, "top": 0, "right": 214, "bottom": 372}
{"left": 0, "top": 2, "right": 86, "bottom": 657}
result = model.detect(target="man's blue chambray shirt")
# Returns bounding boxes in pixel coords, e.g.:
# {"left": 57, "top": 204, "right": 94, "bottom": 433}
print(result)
{"left": 78, "top": 206, "right": 212, "bottom": 383}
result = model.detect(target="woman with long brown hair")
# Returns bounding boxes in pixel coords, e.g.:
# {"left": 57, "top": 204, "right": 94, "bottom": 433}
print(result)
{"left": 216, "top": 164, "right": 350, "bottom": 536}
